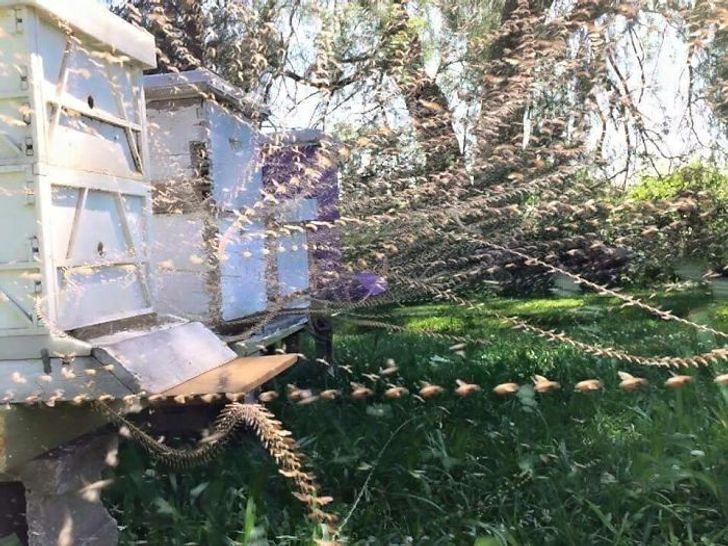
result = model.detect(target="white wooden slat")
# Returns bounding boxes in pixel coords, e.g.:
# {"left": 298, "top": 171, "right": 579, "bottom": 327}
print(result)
{"left": 151, "top": 213, "right": 210, "bottom": 319}
{"left": 0, "top": 263, "right": 40, "bottom": 272}
{"left": 34, "top": 164, "right": 148, "bottom": 195}
{"left": 0, "top": 0, "right": 156, "bottom": 68}
{"left": 46, "top": 94, "right": 143, "bottom": 133}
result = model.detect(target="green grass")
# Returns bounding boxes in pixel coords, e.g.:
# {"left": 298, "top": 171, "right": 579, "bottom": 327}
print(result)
{"left": 105, "top": 288, "right": 728, "bottom": 545}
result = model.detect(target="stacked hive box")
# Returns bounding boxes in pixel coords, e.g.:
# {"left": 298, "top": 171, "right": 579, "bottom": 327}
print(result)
{"left": 145, "top": 69, "right": 318, "bottom": 328}
{"left": 0, "top": 0, "right": 156, "bottom": 359}
{"left": 0, "top": 1, "right": 244, "bottom": 475}
{"left": 145, "top": 70, "right": 268, "bottom": 324}
{"left": 263, "top": 129, "right": 342, "bottom": 305}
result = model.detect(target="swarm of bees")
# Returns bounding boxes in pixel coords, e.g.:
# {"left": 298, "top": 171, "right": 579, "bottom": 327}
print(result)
{"left": 246, "top": 367, "right": 719, "bottom": 409}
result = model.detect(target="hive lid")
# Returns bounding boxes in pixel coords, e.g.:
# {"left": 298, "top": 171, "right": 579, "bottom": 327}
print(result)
{"left": 144, "top": 68, "right": 270, "bottom": 118}
{"left": 0, "top": 0, "right": 157, "bottom": 68}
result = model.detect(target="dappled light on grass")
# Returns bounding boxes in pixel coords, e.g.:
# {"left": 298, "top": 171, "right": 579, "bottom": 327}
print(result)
{"left": 106, "top": 290, "right": 728, "bottom": 544}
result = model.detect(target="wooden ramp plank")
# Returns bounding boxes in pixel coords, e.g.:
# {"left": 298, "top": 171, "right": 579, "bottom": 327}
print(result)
{"left": 161, "top": 354, "right": 298, "bottom": 397}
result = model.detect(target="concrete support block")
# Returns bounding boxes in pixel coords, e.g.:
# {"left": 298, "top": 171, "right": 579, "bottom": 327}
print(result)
{"left": 17, "top": 435, "right": 119, "bottom": 546}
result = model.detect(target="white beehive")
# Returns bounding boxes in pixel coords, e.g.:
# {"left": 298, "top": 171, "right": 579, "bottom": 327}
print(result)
{"left": 144, "top": 69, "right": 272, "bottom": 325}
{"left": 0, "top": 0, "right": 156, "bottom": 358}
{"left": 264, "top": 142, "right": 320, "bottom": 311}
{"left": 0, "top": 10, "right": 305, "bottom": 482}
{"left": 272, "top": 196, "right": 317, "bottom": 307}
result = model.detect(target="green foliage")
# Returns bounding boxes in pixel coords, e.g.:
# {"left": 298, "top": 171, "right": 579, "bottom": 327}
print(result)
{"left": 629, "top": 164, "right": 728, "bottom": 202}
{"left": 608, "top": 163, "right": 728, "bottom": 283}
{"left": 0, "top": 535, "right": 23, "bottom": 546}
{"left": 107, "top": 289, "right": 728, "bottom": 545}
{"left": 104, "top": 436, "right": 318, "bottom": 545}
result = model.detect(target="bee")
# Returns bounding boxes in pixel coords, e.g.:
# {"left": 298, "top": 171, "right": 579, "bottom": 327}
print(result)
{"left": 665, "top": 374, "right": 693, "bottom": 389}
{"left": 532, "top": 375, "right": 560, "bottom": 393}
{"left": 493, "top": 382, "right": 520, "bottom": 396}
{"left": 286, "top": 384, "right": 309, "bottom": 402}
{"left": 297, "top": 391, "right": 319, "bottom": 404}
{"left": 105, "top": 448, "right": 119, "bottom": 468}
{"left": 384, "top": 385, "right": 408, "bottom": 399}
{"left": 259, "top": 390, "right": 279, "bottom": 403}
{"left": 78, "top": 479, "right": 114, "bottom": 503}
{"left": 380, "top": 363, "right": 399, "bottom": 376}
{"left": 54, "top": 353, "right": 77, "bottom": 366}
{"left": 419, "top": 382, "right": 445, "bottom": 399}
{"left": 320, "top": 389, "right": 340, "bottom": 400}
{"left": 351, "top": 382, "right": 373, "bottom": 400}
{"left": 617, "top": 371, "right": 648, "bottom": 391}
{"left": 157, "top": 259, "right": 175, "bottom": 271}
{"left": 455, "top": 379, "right": 482, "bottom": 397}
{"left": 278, "top": 469, "right": 300, "bottom": 479}
{"left": 574, "top": 379, "right": 603, "bottom": 393}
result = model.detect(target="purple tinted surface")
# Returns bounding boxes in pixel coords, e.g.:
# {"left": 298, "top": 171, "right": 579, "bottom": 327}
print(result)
{"left": 263, "top": 138, "right": 344, "bottom": 299}
{"left": 354, "top": 271, "right": 388, "bottom": 297}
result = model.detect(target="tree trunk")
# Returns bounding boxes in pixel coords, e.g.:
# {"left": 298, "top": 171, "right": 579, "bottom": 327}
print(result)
{"left": 384, "top": 0, "right": 463, "bottom": 174}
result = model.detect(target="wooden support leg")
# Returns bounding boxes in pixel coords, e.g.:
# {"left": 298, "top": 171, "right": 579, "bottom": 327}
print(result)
{"left": 283, "top": 330, "right": 301, "bottom": 355}
{"left": 311, "top": 315, "right": 334, "bottom": 367}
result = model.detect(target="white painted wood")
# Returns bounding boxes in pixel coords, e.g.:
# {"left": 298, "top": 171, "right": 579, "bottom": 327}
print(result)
{"left": 91, "top": 321, "right": 237, "bottom": 394}
{"left": 218, "top": 219, "right": 267, "bottom": 320}
{"left": 146, "top": 100, "right": 205, "bottom": 182}
{"left": 276, "top": 197, "right": 318, "bottom": 223}
{"left": 144, "top": 70, "right": 268, "bottom": 117}
{"left": 227, "top": 316, "right": 307, "bottom": 356}
{"left": 277, "top": 231, "right": 310, "bottom": 303}
{"left": 0, "top": 0, "right": 156, "bottom": 68}
{"left": 150, "top": 213, "right": 210, "bottom": 320}
{"left": 0, "top": 356, "right": 131, "bottom": 403}
{"left": 0, "top": 2, "right": 156, "bottom": 347}
{"left": 0, "top": 332, "right": 91, "bottom": 360}
{"left": 145, "top": 70, "right": 273, "bottom": 325}
{"left": 274, "top": 200, "right": 314, "bottom": 309}
{"left": 206, "top": 100, "right": 263, "bottom": 210}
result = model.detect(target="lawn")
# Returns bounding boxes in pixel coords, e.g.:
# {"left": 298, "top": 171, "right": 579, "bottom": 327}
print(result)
{"left": 106, "top": 287, "right": 728, "bottom": 545}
